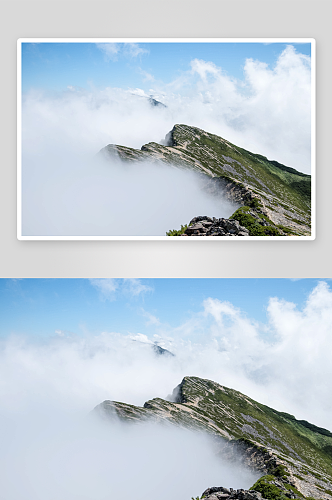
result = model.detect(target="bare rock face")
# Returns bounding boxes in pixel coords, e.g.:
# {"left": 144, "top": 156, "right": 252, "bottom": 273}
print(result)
{"left": 181, "top": 216, "right": 249, "bottom": 236}
{"left": 201, "top": 487, "right": 263, "bottom": 500}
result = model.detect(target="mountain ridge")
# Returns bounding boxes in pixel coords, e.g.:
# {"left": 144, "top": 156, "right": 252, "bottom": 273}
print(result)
{"left": 93, "top": 376, "right": 331, "bottom": 500}
{"left": 99, "top": 124, "right": 311, "bottom": 236}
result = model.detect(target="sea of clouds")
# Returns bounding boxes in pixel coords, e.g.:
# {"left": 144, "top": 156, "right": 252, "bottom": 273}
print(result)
{"left": 0, "top": 281, "right": 330, "bottom": 499}
{"left": 21, "top": 45, "right": 311, "bottom": 236}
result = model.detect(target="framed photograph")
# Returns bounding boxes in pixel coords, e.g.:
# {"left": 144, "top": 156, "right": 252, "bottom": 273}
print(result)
{"left": 17, "top": 39, "right": 315, "bottom": 240}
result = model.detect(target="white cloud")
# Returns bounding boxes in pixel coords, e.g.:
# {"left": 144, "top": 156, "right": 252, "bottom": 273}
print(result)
{"left": 89, "top": 278, "right": 118, "bottom": 301}
{"left": 203, "top": 298, "right": 240, "bottom": 322}
{"left": 22, "top": 149, "right": 237, "bottom": 237}
{"left": 190, "top": 59, "right": 221, "bottom": 81}
{"left": 89, "top": 279, "right": 153, "bottom": 300}
{"left": 125, "top": 43, "right": 149, "bottom": 58}
{"left": 129, "top": 332, "right": 152, "bottom": 343}
{"left": 55, "top": 330, "right": 65, "bottom": 336}
{"left": 0, "top": 413, "right": 258, "bottom": 500}
{"left": 240, "top": 45, "right": 311, "bottom": 164}
{"left": 196, "top": 283, "right": 332, "bottom": 429}
{"left": 141, "top": 308, "right": 161, "bottom": 326}
{"left": 123, "top": 278, "right": 153, "bottom": 297}
{"left": 96, "top": 42, "right": 148, "bottom": 62}
{"left": 138, "top": 67, "right": 155, "bottom": 82}
{"left": 96, "top": 43, "right": 120, "bottom": 61}
{"left": 129, "top": 87, "right": 149, "bottom": 97}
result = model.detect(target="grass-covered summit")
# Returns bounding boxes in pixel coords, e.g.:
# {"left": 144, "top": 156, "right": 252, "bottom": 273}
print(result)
{"left": 94, "top": 376, "right": 331, "bottom": 500}
{"left": 99, "top": 124, "right": 311, "bottom": 236}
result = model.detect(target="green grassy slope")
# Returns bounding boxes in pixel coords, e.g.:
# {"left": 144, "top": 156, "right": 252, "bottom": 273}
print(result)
{"left": 172, "top": 377, "right": 332, "bottom": 478}
{"left": 99, "top": 124, "right": 311, "bottom": 236}
{"left": 94, "top": 376, "right": 332, "bottom": 499}
{"left": 94, "top": 376, "right": 331, "bottom": 484}
{"left": 169, "top": 125, "right": 311, "bottom": 214}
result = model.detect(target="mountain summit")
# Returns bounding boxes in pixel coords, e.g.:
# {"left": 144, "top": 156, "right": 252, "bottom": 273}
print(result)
{"left": 94, "top": 376, "right": 331, "bottom": 500}
{"left": 99, "top": 125, "right": 311, "bottom": 236}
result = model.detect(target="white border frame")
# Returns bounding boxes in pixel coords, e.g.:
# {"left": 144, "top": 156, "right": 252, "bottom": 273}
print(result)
{"left": 17, "top": 38, "right": 316, "bottom": 241}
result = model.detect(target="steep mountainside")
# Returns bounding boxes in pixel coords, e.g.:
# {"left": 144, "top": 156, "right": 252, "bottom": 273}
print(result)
{"left": 99, "top": 124, "right": 311, "bottom": 236}
{"left": 94, "top": 376, "right": 331, "bottom": 500}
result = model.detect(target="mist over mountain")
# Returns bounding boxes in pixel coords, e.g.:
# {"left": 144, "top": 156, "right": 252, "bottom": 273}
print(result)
{"left": 100, "top": 123, "right": 311, "bottom": 236}
{"left": 94, "top": 375, "right": 332, "bottom": 500}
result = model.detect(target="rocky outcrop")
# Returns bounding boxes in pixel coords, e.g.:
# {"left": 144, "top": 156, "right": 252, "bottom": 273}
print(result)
{"left": 200, "top": 176, "right": 256, "bottom": 206}
{"left": 180, "top": 216, "right": 249, "bottom": 236}
{"left": 201, "top": 486, "right": 264, "bottom": 500}
{"left": 200, "top": 467, "right": 332, "bottom": 500}
{"left": 211, "top": 440, "right": 332, "bottom": 500}
{"left": 151, "top": 344, "right": 174, "bottom": 356}
{"left": 148, "top": 97, "right": 166, "bottom": 108}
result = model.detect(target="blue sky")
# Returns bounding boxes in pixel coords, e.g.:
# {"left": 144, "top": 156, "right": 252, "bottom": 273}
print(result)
{"left": 1, "top": 277, "right": 331, "bottom": 431}
{"left": 0, "top": 278, "right": 325, "bottom": 338}
{"left": 21, "top": 41, "right": 311, "bottom": 94}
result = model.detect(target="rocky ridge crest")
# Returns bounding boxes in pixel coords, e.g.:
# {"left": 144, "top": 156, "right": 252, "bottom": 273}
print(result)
{"left": 99, "top": 124, "right": 311, "bottom": 236}
{"left": 93, "top": 376, "right": 332, "bottom": 500}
